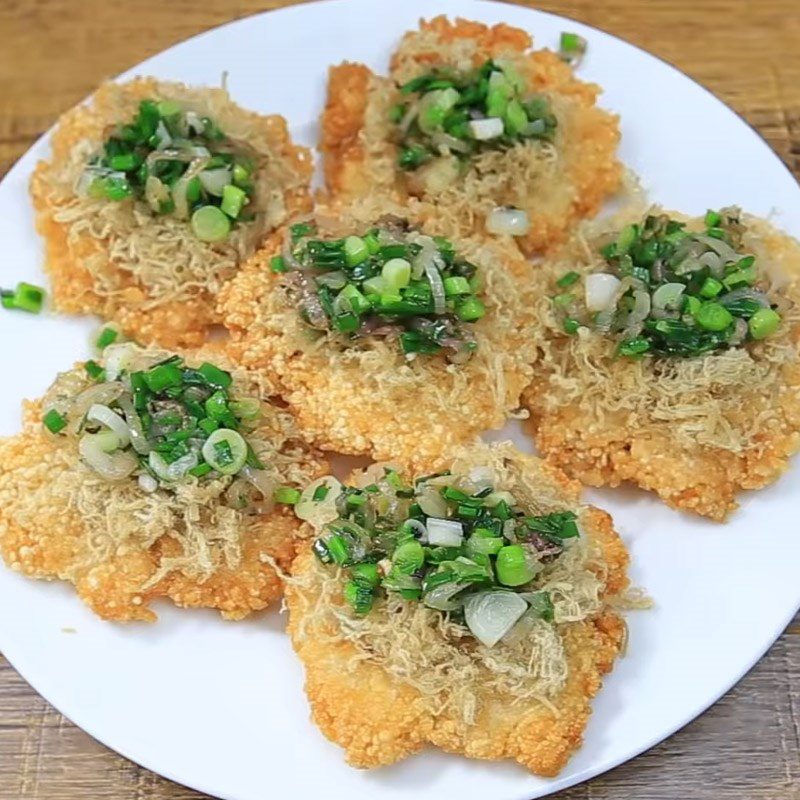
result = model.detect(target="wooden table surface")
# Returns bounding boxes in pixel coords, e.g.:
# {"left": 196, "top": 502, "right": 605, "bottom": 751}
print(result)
{"left": 0, "top": 1, "right": 798, "bottom": 798}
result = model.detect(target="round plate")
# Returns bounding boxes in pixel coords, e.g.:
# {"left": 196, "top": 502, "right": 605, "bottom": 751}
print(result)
{"left": 1, "top": 1, "right": 798, "bottom": 799}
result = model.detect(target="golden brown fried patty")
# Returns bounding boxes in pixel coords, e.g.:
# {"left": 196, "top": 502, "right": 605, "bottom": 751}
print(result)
{"left": 523, "top": 212, "right": 800, "bottom": 520}
{"left": 286, "top": 442, "right": 630, "bottom": 775}
{"left": 218, "top": 197, "right": 542, "bottom": 468}
{"left": 320, "top": 16, "right": 621, "bottom": 255}
{"left": 0, "top": 353, "right": 326, "bottom": 622}
{"left": 31, "top": 78, "right": 312, "bottom": 348}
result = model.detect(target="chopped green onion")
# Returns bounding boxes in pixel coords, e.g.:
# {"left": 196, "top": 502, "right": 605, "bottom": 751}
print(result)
{"left": 617, "top": 337, "right": 650, "bottom": 358}
{"left": 699, "top": 277, "right": 724, "bottom": 298}
{"left": 95, "top": 326, "right": 119, "bottom": 350}
{"left": 274, "top": 486, "right": 302, "bottom": 505}
{"left": 197, "top": 362, "right": 232, "bottom": 389}
{"left": 344, "top": 236, "right": 370, "bottom": 267}
{"left": 351, "top": 562, "right": 380, "bottom": 588}
{"left": 392, "top": 540, "right": 425, "bottom": 574}
{"left": 343, "top": 580, "right": 374, "bottom": 615}
{"left": 220, "top": 184, "right": 247, "bottom": 219}
{"left": 1, "top": 282, "right": 45, "bottom": 314}
{"left": 456, "top": 297, "right": 486, "bottom": 322}
{"left": 144, "top": 363, "right": 183, "bottom": 392}
{"left": 749, "top": 307, "right": 781, "bottom": 339}
{"left": 694, "top": 302, "right": 733, "bottom": 332}
{"left": 43, "top": 409, "right": 67, "bottom": 434}
{"left": 84, "top": 360, "right": 105, "bottom": 381}
{"left": 496, "top": 545, "right": 535, "bottom": 587}
{"left": 559, "top": 31, "right": 587, "bottom": 63}
{"left": 191, "top": 205, "right": 231, "bottom": 242}
{"left": 381, "top": 258, "right": 412, "bottom": 289}
{"left": 556, "top": 271, "right": 580, "bottom": 288}
{"left": 270, "top": 255, "right": 288, "bottom": 273}
{"left": 326, "top": 534, "right": 351, "bottom": 565}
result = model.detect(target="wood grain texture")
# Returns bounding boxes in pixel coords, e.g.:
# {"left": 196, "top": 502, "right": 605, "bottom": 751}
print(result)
{"left": 0, "top": 0, "right": 798, "bottom": 798}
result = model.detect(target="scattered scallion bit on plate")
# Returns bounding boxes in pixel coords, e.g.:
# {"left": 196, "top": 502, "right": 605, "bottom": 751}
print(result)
{"left": 1, "top": 282, "right": 45, "bottom": 314}
{"left": 280, "top": 219, "right": 484, "bottom": 362}
{"left": 302, "top": 466, "right": 579, "bottom": 647}
{"left": 79, "top": 98, "right": 258, "bottom": 242}
{"left": 392, "top": 58, "right": 557, "bottom": 172}
{"left": 558, "top": 32, "right": 588, "bottom": 66}
{"left": 552, "top": 207, "right": 783, "bottom": 357}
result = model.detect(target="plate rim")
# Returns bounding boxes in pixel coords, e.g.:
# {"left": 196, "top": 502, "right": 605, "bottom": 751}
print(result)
{"left": 0, "top": 1, "right": 798, "bottom": 799}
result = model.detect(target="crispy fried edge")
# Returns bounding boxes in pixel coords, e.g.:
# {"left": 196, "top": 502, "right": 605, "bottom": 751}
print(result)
{"left": 0, "top": 379, "right": 327, "bottom": 623}
{"left": 285, "top": 447, "right": 629, "bottom": 774}
{"left": 319, "top": 17, "right": 621, "bottom": 255}
{"left": 30, "top": 77, "right": 313, "bottom": 349}
{"left": 522, "top": 217, "right": 800, "bottom": 521}
{"left": 217, "top": 207, "right": 540, "bottom": 469}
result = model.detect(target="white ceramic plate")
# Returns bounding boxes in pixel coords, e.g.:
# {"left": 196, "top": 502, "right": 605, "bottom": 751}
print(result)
{"left": 1, "top": 1, "right": 798, "bottom": 798}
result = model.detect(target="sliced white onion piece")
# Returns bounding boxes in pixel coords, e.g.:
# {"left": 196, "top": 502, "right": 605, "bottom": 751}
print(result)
{"left": 430, "top": 131, "right": 471, "bottom": 154}
{"left": 153, "top": 120, "right": 172, "bottom": 149}
{"left": 695, "top": 234, "right": 739, "bottom": 264}
{"left": 148, "top": 451, "right": 198, "bottom": 482}
{"left": 295, "top": 476, "right": 343, "bottom": 525}
{"left": 486, "top": 207, "right": 530, "bottom": 237}
{"left": 484, "top": 490, "right": 515, "bottom": 508}
{"left": 103, "top": 343, "right": 140, "bottom": 381}
{"left": 627, "top": 290, "right": 651, "bottom": 326}
{"left": 86, "top": 404, "right": 131, "bottom": 448}
{"left": 468, "top": 117, "right": 504, "bottom": 140}
{"left": 240, "top": 466, "right": 277, "bottom": 510}
{"left": 67, "top": 383, "right": 125, "bottom": 434}
{"left": 138, "top": 474, "right": 158, "bottom": 493}
{"left": 407, "top": 157, "right": 460, "bottom": 196}
{"left": 426, "top": 518, "right": 464, "bottom": 547}
{"left": 423, "top": 582, "right": 467, "bottom": 611}
{"left": 464, "top": 590, "right": 528, "bottom": 648}
{"left": 584, "top": 273, "right": 622, "bottom": 312}
{"left": 144, "top": 175, "right": 171, "bottom": 213}
{"left": 416, "top": 485, "right": 449, "bottom": 517}
{"left": 79, "top": 432, "right": 137, "bottom": 481}
{"left": 417, "top": 243, "right": 446, "bottom": 314}
{"left": 199, "top": 167, "right": 232, "bottom": 197}
{"left": 117, "top": 396, "right": 151, "bottom": 455}
{"left": 652, "top": 282, "right": 686, "bottom": 310}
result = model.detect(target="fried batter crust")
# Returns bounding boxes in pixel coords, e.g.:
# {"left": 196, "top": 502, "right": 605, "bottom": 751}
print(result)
{"left": 218, "top": 200, "right": 541, "bottom": 468}
{"left": 31, "top": 78, "right": 312, "bottom": 349}
{"left": 0, "top": 386, "right": 325, "bottom": 623}
{"left": 523, "top": 215, "right": 800, "bottom": 520}
{"left": 320, "top": 17, "right": 621, "bottom": 255}
{"left": 286, "top": 447, "right": 629, "bottom": 775}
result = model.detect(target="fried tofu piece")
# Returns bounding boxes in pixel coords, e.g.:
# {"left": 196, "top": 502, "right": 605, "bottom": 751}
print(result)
{"left": 320, "top": 16, "right": 621, "bottom": 255}
{"left": 285, "top": 442, "right": 631, "bottom": 775}
{"left": 218, "top": 198, "right": 542, "bottom": 469}
{"left": 523, "top": 212, "right": 800, "bottom": 520}
{"left": 31, "top": 78, "right": 312, "bottom": 349}
{"left": 0, "top": 352, "right": 326, "bottom": 622}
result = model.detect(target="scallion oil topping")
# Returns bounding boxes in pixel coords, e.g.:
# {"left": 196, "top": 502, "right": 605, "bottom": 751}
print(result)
{"left": 392, "top": 59, "right": 557, "bottom": 172}
{"left": 79, "top": 99, "right": 257, "bottom": 242}
{"left": 281, "top": 218, "right": 485, "bottom": 361}
{"left": 553, "top": 208, "right": 783, "bottom": 357}
{"left": 305, "top": 467, "right": 579, "bottom": 647}
{"left": 42, "top": 345, "right": 297, "bottom": 508}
